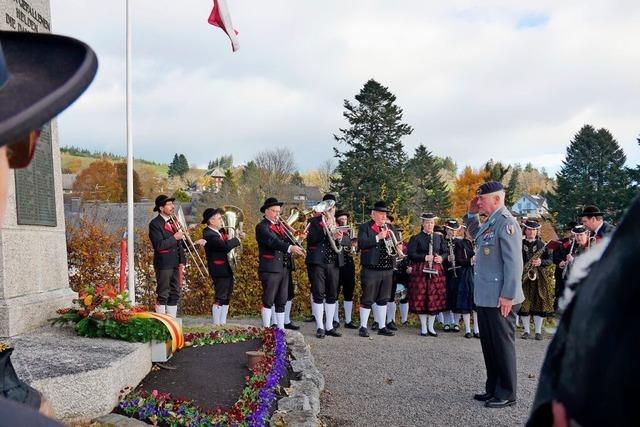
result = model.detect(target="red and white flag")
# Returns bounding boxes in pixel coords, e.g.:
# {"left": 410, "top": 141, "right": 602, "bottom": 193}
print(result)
{"left": 208, "top": 0, "right": 240, "bottom": 52}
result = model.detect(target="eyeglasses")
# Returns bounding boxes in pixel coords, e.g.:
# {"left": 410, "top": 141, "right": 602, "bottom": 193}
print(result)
{"left": 6, "top": 129, "right": 39, "bottom": 169}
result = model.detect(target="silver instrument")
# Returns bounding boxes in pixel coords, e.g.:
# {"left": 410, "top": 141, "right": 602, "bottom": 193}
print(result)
{"left": 170, "top": 206, "right": 207, "bottom": 278}
{"left": 276, "top": 215, "right": 307, "bottom": 255}
{"left": 422, "top": 234, "right": 439, "bottom": 276}
{"left": 394, "top": 284, "right": 408, "bottom": 303}
{"left": 446, "top": 238, "right": 460, "bottom": 278}
{"left": 313, "top": 199, "right": 342, "bottom": 254}
{"left": 561, "top": 238, "right": 575, "bottom": 279}
{"left": 221, "top": 205, "right": 244, "bottom": 272}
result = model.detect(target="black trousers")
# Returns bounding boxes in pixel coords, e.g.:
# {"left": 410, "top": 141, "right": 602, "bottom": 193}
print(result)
{"left": 260, "top": 271, "right": 289, "bottom": 312}
{"left": 211, "top": 275, "right": 233, "bottom": 305}
{"left": 307, "top": 263, "right": 339, "bottom": 304}
{"left": 156, "top": 268, "right": 180, "bottom": 305}
{"left": 287, "top": 271, "right": 295, "bottom": 302}
{"left": 360, "top": 268, "right": 393, "bottom": 309}
{"left": 338, "top": 263, "right": 356, "bottom": 301}
{"left": 477, "top": 304, "right": 520, "bottom": 400}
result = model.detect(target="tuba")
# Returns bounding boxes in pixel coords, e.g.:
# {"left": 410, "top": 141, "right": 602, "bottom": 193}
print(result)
{"left": 221, "top": 205, "right": 244, "bottom": 272}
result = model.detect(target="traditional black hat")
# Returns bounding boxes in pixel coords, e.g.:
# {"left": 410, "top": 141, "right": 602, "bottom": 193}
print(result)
{"left": 476, "top": 181, "right": 504, "bottom": 196}
{"left": 322, "top": 193, "right": 336, "bottom": 201}
{"left": 0, "top": 30, "right": 98, "bottom": 146}
{"left": 445, "top": 219, "right": 461, "bottom": 230}
{"left": 370, "top": 201, "right": 390, "bottom": 212}
{"left": 577, "top": 205, "right": 604, "bottom": 217}
{"left": 563, "top": 221, "right": 578, "bottom": 231}
{"left": 335, "top": 209, "right": 350, "bottom": 219}
{"left": 153, "top": 194, "right": 175, "bottom": 212}
{"left": 420, "top": 212, "right": 438, "bottom": 220}
{"left": 260, "top": 197, "right": 284, "bottom": 213}
{"left": 523, "top": 219, "right": 541, "bottom": 229}
{"left": 571, "top": 224, "right": 589, "bottom": 234}
{"left": 201, "top": 207, "right": 223, "bottom": 224}
{"left": 387, "top": 214, "right": 395, "bottom": 223}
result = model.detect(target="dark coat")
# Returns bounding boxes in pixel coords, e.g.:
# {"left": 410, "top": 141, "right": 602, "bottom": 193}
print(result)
{"left": 255, "top": 217, "right": 294, "bottom": 273}
{"left": 202, "top": 227, "right": 240, "bottom": 278}
{"left": 358, "top": 220, "right": 398, "bottom": 268}
{"left": 305, "top": 216, "right": 345, "bottom": 266}
{"left": 407, "top": 231, "right": 447, "bottom": 263}
{"left": 148, "top": 215, "right": 186, "bottom": 270}
{"left": 595, "top": 221, "right": 615, "bottom": 240}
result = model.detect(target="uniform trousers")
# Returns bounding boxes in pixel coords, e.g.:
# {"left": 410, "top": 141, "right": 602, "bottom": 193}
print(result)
{"left": 360, "top": 268, "right": 393, "bottom": 309}
{"left": 155, "top": 268, "right": 180, "bottom": 305}
{"left": 307, "top": 263, "right": 339, "bottom": 304}
{"left": 338, "top": 263, "right": 356, "bottom": 301}
{"left": 259, "top": 271, "right": 289, "bottom": 312}
{"left": 211, "top": 275, "right": 233, "bottom": 305}
{"left": 477, "top": 304, "right": 520, "bottom": 401}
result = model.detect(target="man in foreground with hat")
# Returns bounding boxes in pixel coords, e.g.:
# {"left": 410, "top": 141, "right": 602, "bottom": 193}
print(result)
{"left": 0, "top": 28, "right": 97, "bottom": 424}
{"left": 357, "top": 201, "right": 401, "bottom": 337}
{"left": 577, "top": 205, "right": 615, "bottom": 243}
{"left": 256, "top": 197, "right": 305, "bottom": 329}
{"left": 464, "top": 181, "right": 524, "bottom": 408}
{"left": 149, "top": 195, "right": 186, "bottom": 318}
{"left": 199, "top": 207, "right": 244, "bottom": 325}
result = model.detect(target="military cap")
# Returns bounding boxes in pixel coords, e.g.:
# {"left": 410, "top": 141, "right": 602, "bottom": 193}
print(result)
{"left": 476, "top": 181, "right": 504, "bottom": 195}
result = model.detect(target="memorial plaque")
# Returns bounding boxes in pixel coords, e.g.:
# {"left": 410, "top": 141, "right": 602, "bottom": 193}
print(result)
{"left": 14, "top": 123, "right": 57, "bottom": 226}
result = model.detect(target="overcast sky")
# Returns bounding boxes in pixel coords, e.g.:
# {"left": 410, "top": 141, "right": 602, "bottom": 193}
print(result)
{"left": 50, "top": 0, "right": 640, "bottom": 173}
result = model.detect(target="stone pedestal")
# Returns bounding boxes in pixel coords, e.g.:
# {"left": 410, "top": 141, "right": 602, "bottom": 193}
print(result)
{"left": 0, "top": 0, "right": 76, "bottom": 337}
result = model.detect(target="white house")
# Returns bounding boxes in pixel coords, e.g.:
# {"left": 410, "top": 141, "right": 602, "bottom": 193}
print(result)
{"left": 512, "top": 193, "right": 549, "bottom": 218}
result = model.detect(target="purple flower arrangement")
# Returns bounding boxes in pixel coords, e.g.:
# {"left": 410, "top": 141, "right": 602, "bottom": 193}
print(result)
{"left": 118, "top": 327, "right": 288, "bottom": 426}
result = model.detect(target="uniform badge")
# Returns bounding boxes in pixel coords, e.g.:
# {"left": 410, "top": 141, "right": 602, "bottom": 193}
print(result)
{"left": 483, "top": 247, "right": 491, "bottom": 256}
{"left": 506, "top": 224, "right": 515, "bottom": 235}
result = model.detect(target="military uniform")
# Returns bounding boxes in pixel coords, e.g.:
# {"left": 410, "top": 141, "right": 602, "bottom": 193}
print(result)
{"left": 464, "top": 182, "right": 524, "bottom": 407}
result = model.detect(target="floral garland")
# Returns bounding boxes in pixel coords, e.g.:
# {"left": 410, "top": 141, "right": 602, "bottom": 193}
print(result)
{"left": 118, "top": 327, "right": 288, "bottom": 426}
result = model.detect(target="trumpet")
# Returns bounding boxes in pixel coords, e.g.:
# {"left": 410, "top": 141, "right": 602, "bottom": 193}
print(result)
{"left": 169, "top": 206, "right": 207, "bottom": 278}
{"left": 381, "top": 223, "right": 405, "bottom": 261}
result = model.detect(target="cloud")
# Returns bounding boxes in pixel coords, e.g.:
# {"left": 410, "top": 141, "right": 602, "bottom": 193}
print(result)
{"left": 51, "top": 0, "right": 640, "bottom": 174}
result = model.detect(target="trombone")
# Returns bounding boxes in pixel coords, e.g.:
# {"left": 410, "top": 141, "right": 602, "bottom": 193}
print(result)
{"left": 277, "top": 214, "right": 307, "bottom": 255}
{"left": 170, "top": 206, "right": 207, "bottom": 278}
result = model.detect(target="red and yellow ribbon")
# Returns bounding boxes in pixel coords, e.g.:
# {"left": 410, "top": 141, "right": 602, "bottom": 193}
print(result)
{"left": 133, "top": 312, "right": 184, "bottom": 352}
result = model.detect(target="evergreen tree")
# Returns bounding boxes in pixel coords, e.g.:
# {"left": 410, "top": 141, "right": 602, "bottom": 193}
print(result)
{"left": 406, "top": 144, "right": 451, "bottom": 217}
{"left": 331, "top": 79, "right": 412, "bottom": 222}
{"left": 168, "top": 154, "right": 180, "bottom": 178}
{"left": 483, "top": 159, "right": 510, "bottom": 182}
{"left": 505, "top": 165, "right": 522, "bottom": 206}
{"left": 208, "top": 155, "right": 233, "bottom": 171}
{"left": 177, "top": 154, "right": 189, "bottom": 177}
{"left": 549, "top": 125, "right": 633, "bottom": 224}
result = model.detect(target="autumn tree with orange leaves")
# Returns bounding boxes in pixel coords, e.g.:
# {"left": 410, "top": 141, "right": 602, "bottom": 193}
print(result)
{"left": 451, "top": 166, "right": 489, "bottom": 218}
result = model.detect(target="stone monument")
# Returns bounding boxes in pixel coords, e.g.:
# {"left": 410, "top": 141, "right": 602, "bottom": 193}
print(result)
{"left": 0, "top": 0, "right": 76, "bottom": 337}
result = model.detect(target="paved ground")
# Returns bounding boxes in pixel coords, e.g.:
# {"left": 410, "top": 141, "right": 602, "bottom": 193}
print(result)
{"left": 183, "top": 316, "right": 550, "bottom": 426}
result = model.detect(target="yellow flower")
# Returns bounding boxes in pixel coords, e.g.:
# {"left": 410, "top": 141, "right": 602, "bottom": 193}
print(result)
{"left": 83, "top": 295, "right": 93, "bottom": 306}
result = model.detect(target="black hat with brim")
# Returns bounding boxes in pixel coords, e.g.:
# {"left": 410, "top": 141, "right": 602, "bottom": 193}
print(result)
{"left": 445, "top": 219, "right": 461, "bottom": 230}
{"left": 201, "top": 207, "right": 223, "bottom": 224}
{"left": 260, "top": 197, "right": 284, "bottom": 213}
{"left": 153, "top": 194, "right": 175, "bottom": 212}
{"left": 322, "top": 193, "right": 336, "bottom": 201}
{"left": 335, "top": 209, "right": 350, "bottom": 219}
{"left": 523, "top": 220, "right": 541, "bottom": 230}
{"left": 370, "top": 201, "right": 390, "bottom": 212}
{"left": 420, "top": 212, "right": 438, "bottom": 221}
{"left": 571, "top": 224, "right": 589, "bottom": 234}
{"left": 0, "top": 30, "right": 98, "bottom": 146}
{"left": 577, "top": 205, "right": 604, "bottom": 217}
{"left": 564, "top": 221, "right": 578, "bottom": 231}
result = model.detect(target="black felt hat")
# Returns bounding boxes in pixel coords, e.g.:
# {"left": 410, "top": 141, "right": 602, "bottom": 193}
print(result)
{"left": 523, "top": 219, "right": 541, "bottom": 229}
{"left": 335, "top": 209, "right": 350, "bottom": 219}
{"left": 201, "top": 207, "right": 223, "bottom": 224}
{"left": 564, "top": 221, "right": 578, "bottom": 231}
{"left": 420, "top": 212, "right": 438, "bottom": 221}
{"left": 0, "top": 30, "right": 98, "bottom": 146}
{"left": 260, "top": 197, "right": 284, "bottom": 213}
{"left": 445, "top": 219, "right": 461, "bottom": 230}
{"left": 370, "top": 201, "right": 390, "bottom": 212}
{"left": 571, "top": 224, "right": 589, "bottom": 234}
{"left": 577, "top": 205, "right": 604, "bottom": 217}
{"left": 153, "top": 194, "right": 175, "bottom": 212}
{"left": 322, "top": 193, "right": 336, "bottom": 201}
{"left": 476, "top": 181, "right": 504, "bottom": 196}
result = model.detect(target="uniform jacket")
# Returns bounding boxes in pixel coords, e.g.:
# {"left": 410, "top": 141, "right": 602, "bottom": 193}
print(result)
{"left": 305, "top": 216, "right": 345, "bottom": 266}
{"left": 358, "top": 220, "right": 398, "bottom": 268}
{"left": 464, "top": 206, "right": 524, "bottom": 307}
{"left": 202, "top": 227, "right": 241, "bottom": 278}
{"left": 595, "top": 221, "right": 615, "bottom": 241}
{"left": 148, "top": 214, "right": 186, "bottom": 270}
{"left": 255, "top": 217, "right": 294, "bottom": 273}
{"left": 407, "top": 231, "right": 447, "bottom": 263}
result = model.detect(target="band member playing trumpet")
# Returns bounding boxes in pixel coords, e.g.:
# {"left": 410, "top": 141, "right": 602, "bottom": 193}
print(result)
{"left": 357, "top": 201, "right": 401, "bottom": 337}
{"left": 335, "top": 209, "right": 358, "bottom": 329}
{"left": 557, "top": 224, "right": 593, "bottom": 301}
{"left": 149, "top": 195, "right": 186, "bottom": 318}
{"left": 519, "top": 220, "right": 555, "bottom": 341}
{"left": 407, "top": 212, "right": 447, "bottom": 337}
{"left": 198, "top": 207, "right": 244, "bottom": 326}
{"left": 306, "top": 194, "right": 343, "bottom": 338}
{"left": 256, "top": 197, "right": 305, "bottom": 329}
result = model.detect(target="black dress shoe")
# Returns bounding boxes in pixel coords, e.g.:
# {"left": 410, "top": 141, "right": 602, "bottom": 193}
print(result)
{"left": 371, "top": 321, "right": 379, "bottom": 331}
{"left": 535, "top": 333, "right": 543, "bottom": 341}
{"left": 316, "top": 328, "right": 325, "bottom": 338}
{"left": 473, "top": 392, "right": 493, "bottom": 402}
{"left": 284, "top": 322, "right": 300, "bottom": 330}
{"left": 464, "top": 332, "right": 472, "bottom": 339}
{"left": 443, "top": 324, "right": 451, "bottom": 332}
{"left": 386, "top": 321, "right": 398, "bottom": 331}
{"left": 521, "top": 332, "right": 530, "bottom": 340}
{"left": 452, "top": 324, "right": 461, "bottom": 332}
{"left": 485, "top": 397, "right": 516, "bottom": 408}
{"left": 402, "top": 321, "right": 409, "bottom": 326}
{"left": 378, "top": 327, "right": 395, "bottom": 336}
{"left": 428, "top": 331, "right": 438, "bottom": 337}
{"left": 473, "top": 332, "right": 480, "bottom": 339}
{"left": 325, "top": 328, "right": 342, "bottom": 337}
{"left": 344, "top": 321, "right": 358, "bottom": 329}
{"left": 358, "top": 327, "right": 370, "bottom": 337}
{"left": 304, "top": 315, "right": 316, "bottom": 323}
{"left": 420, "top": 332, "right": 428, "bottom": 337}
{"left": 333, "top": 320, "right": 340, "bottom": 329}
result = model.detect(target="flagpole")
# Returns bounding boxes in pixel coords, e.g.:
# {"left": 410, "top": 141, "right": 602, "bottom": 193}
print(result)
{"left": 126, "top": 0, "right": 135, "bottom": 304}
